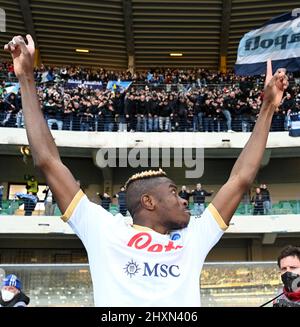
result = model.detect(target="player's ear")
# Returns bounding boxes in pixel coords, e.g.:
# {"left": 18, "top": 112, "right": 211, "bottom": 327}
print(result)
{"left": 140, "top": 194, "right": 156, "bottom": 211}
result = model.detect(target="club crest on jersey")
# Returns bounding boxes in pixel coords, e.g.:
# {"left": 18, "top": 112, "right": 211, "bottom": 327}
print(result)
{"left": 127, "top": 232, "right": 183, "bottom": 252}
{"left": 170, "top": 233, "right": 181, "bottom": 241}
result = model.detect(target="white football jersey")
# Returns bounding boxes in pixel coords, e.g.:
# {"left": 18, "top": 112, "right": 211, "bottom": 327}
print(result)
{"left": 62, "top": 190, "right": 227, "bottom": 307}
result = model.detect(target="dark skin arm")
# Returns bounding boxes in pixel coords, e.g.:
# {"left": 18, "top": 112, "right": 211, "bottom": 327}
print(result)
{"left": 4, "top": 35, "right": 79, "bottom": 213}
{"left": 212, "top": 60, "right": 288, "bottom": 225}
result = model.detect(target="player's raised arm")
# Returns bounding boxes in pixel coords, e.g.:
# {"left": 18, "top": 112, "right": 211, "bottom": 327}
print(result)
{"left": 4, "top": 35, "right": 80, "bottom": 213}
{"left": 212, "top": 60, "right": 288, "bottom": 225}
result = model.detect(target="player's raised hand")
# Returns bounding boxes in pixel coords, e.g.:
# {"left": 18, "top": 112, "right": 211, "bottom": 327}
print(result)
{"left": 263, "top": 59, "right": 289, "bottom": 109}
{"left": 4, "top": 35, "right": 35, "bottom": 78}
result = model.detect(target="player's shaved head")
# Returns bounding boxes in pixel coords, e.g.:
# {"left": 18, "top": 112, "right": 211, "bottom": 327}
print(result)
{"left": 125, "top": 169, "right": 169, "bottom": 219}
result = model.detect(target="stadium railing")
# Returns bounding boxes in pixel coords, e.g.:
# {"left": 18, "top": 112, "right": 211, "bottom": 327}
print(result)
{"left": 0, "top": 112, "right": 287, "bottom": 132}
{"left": 0, "top": 261, "right": 280, "bottom": 307}
{"left": 1, "top": 200, "right": 300, "bottom": 216}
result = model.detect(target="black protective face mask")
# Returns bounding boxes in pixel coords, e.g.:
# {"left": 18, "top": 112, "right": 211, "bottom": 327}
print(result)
{"left": 281, "top": 271, "right": 300, "bottom": 292}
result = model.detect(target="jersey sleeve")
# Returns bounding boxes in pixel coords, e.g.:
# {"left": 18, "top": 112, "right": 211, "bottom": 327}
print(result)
{"left": 61, "top": 189, "right": 114, "bottom": 249}
{"left": 188, "top": 203, "right": 228, "bottom": 260}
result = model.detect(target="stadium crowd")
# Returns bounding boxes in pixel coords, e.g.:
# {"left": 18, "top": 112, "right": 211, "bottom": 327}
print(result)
{"left": 0, "top": 62, "right": 300, "bottom": 132}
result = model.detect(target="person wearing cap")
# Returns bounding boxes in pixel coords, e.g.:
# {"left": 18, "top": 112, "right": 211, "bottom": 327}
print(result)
{"left": 0, "top": 274, "right": 30, "bottom": 307}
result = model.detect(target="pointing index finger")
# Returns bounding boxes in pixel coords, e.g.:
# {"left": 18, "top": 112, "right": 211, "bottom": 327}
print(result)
{"left": 265, "top": 58, "right": 273, "bottom": 87}
{"left": 26, "top": 34, "right": 35, "bottom": 48}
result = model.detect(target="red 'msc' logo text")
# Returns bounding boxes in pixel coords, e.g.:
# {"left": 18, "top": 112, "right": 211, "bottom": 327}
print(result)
{"left": 127, "top": 232, "right": 183, "bottom": 252}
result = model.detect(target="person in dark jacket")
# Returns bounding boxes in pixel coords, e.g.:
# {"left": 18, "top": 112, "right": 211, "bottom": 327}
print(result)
{"left": 113, "top": 92, "right": 127, "bottom": 132}
{"left": 136, "top": 94, "right": 148, "bottom": 132}
{"left": 159, "top": 98, "right": 172, "bottom": 131}
{"left": 115, "top": 186, "right": 127, "bottom": 216}
{"left": 0, "top": 274, "right": 30, "bottom": 307}
{"left": 124, "top": 93, "right": 137, "bottom": 132}
{"left": 202, "top": 99, "right": 215, "bottom": 132}
{"left": 147, "top": 93, "right": 160, "bottom": 132}
{"left": 178, "top": 185, "right": 191, "bottom": 202}
{"left": 260, "top": 184, "right": 272, "bottom": 215}
{"left": 251, "top": 187, "right": 264, "bottom": 215}
{"left": 191, "top": 183, "right": 213, "bottom": 216}
{"left": 176, "top": 96, "right": 188, "bottom": 132}
{"left": 97, "top": 192, "right": 111, "bottom": 212}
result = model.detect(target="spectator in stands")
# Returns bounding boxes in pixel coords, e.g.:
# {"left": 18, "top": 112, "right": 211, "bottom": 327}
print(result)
{"left": 79, "top": 104, "right": 93, "bottom": 132}
{"left": 44, "top": 97, "right": 63, "bottom": 130}
{"left": 168, "top": 93, "right": 177, "bottom": 131}
{"left": 202, "top": 99, "right": 215, "bottom": 132}
{"left": 147, "top": 93, "right": 159, "bottom": 132}
{"left": 15, "top": 108, "right": 24, "bottom": 128}
{"left": 5, "top": 35, "right": 288, "bottom": 306}
{"left": 251, "top": 187, "right": 264, "bottom": 215}
{"left": 260, "top": 184, "right": 272, "bottom": 215}
{"left": 7, "top": 63, "right": 14, "bottom": 80}
{"left": 176, "top": 96, "right": 188, "bottom": 132}
{"left": 1, "top": 93, "right": 19, "bottom": 127}
{"left": 271, "top": 106, "right": 285, "bottom": 132}
{"left": 15, "top": 191, "right": 38, "bottom": 216}
{"left": 191, "top": 183, "right": 213, "bottom": 216}
{"left": 0, "top": 183, "right": 3, "bottom": 209}
{"left": 222, "top": 91, "right": 235, "bottom": 132}
{"left": 25, "top": 175, "right": 38, "bottom": 195}
{"left": 136, "top": 94, "right": 148, "bottom": 132}
{"left": 113, "top": 91, "right": 127, "bottom": 132}
{"left": 281, "top": 93, "right": 296, "bottom": 131}
{"left": 97, "top": 192, "right": 111, "bottom": 211}
{"left": 101, "top": 102, "right": 115, "bottom": 132}
{"left": 63, "top": 100, "right": 74, "bottom": 131}
{"left": 159, "top": 97, "right": 172, "bottom": 132}
{"left": 178, "top": 185, "right": 191, "bottom": 202}
{"left": 124, "top": 93, "right": 137, "bottom": 132}
{"left": 273, "top": 245, "right": 300, "bottom": 307}
{"left": 115, "top": 186, "right": 127, "bottom": 216}
{"left": 0, "top": 62, "right": 298, "bottom": 134}
{"left": 0, "top": 274, "right": 30, "bottom": 307}
{"left": 232, "top": 99, "right": 250, "bottom": 132}
{"left": 43, "top": 186, "right": 56, "bottom": 216}
{"left": 4, "top": 93, "right": 19, "bottom": 113}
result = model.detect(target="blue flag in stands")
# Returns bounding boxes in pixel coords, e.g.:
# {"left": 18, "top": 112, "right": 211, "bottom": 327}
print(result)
{"left": 147, "top": 72, "right": 153, "bottom": 81}
{"left": 106, "top": 80, "right": 132, "bottom": 93}
{"left": 41, "top": 71, "right": 54, "bottom": 83}
{"left": 4, "top": 82, "right": 19, "bottom": 95}
{"left": 235, "top": 9, "right": 300, "bottom": 76}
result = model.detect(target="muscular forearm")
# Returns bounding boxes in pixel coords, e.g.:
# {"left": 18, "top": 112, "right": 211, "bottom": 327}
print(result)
{"left": 19, "top": 74, "right": 61, "bottom": 168}
{"left": 230, "top": 102, "right": 275, "bottom": 187}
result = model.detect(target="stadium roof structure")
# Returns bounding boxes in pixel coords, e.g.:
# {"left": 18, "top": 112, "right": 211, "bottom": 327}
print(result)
{"left": 0, "top": 0, "right": 299, "bottom": 70}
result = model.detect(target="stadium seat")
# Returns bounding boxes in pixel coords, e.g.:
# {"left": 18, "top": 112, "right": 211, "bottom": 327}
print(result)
{"left": 1, "top": 200, "right": 10, "bottom": 210}
{"left": 280, "top": 201, "right": 293, "bottom": 214}
{"left": 54, "top": 206, "right": 62, "bottom": 216}
{"left": 0, "top": 209, "right": 9, "bottom": 215}
{"left": 271, "top": 203, "right": 281, "bottom": 214}
{"left": 234, "top": 205, "right": 245, "bottom": 215}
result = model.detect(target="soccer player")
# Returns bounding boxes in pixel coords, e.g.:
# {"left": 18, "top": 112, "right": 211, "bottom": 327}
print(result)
{"left": 4, "top": 35, "right": 288, "bottom": 306}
